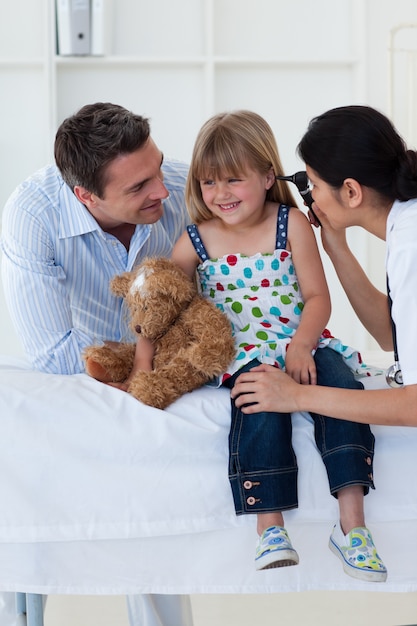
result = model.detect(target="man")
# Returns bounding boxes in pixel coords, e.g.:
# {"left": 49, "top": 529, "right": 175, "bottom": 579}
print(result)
{"left": 1, "top": 103, "right": 192, "bottom": 626}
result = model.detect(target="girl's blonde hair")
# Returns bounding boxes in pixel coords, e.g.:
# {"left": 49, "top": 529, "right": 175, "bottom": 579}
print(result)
{"left": 185, "top": 110, "right": 297, "bottom": 223}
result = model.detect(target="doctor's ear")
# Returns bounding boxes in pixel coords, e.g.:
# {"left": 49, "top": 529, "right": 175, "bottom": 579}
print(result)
{"left": 342, "top": 178, "right": 363, "bottom": 207}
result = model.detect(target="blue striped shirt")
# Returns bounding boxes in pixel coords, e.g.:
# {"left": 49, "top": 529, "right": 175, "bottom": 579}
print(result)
{"left": 1, "top": 160, "right": 189, "bottom": 374}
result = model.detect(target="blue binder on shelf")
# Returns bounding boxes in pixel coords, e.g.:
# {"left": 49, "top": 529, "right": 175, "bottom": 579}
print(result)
{"left": 56, "top": 0, "right": 91, "bottom": 56}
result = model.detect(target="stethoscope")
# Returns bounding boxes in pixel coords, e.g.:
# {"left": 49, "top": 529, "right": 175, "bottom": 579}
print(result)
{"left": 386, "top": 278, "right": 403, "bottom": 387}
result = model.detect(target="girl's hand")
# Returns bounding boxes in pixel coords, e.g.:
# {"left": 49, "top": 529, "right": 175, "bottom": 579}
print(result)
{"left": 285, "top": 344, "right": 317, "bottom": 385}
{"left": 230, "top": 364, "right": 301, "bottom": 414}
{"left": 107, "top": 337, "right": 155, "bottom": 393}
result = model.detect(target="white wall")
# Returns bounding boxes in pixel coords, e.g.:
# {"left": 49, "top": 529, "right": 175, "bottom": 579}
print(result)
{"left": 1, "top": 0, "right": 416, "bottom": 358}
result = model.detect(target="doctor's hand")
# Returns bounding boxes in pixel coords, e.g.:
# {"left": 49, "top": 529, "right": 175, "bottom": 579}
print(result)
{"left": 309, "top": 202, "right": 350, "bottom": 259}
{"left": 230, "top": 364, "right": 302, "bottom": 414}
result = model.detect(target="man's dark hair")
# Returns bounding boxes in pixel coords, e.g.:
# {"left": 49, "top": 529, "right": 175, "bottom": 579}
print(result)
{"left": 54, "top": 102, "right": 150, "bottom": 197}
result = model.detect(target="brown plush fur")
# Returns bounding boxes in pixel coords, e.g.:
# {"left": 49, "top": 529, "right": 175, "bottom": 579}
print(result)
{"left": 83, "top": 257, "right": 235, "bottom": 409}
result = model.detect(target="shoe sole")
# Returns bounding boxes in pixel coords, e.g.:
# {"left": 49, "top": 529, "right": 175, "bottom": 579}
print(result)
{"left": 329, "top": 538, "right": 387, "bottom": 582}
{"left": 256, "top": 549, "right": 299, "bottom": 571}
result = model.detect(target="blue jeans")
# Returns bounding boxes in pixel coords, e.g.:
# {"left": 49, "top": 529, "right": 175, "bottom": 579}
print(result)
{"left": 224, "top": 348, "right": 375, "bottom": 515}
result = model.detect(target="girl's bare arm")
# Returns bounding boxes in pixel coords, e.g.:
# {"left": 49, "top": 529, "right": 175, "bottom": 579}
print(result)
{"left": 171, "top": 231, "right": 200, "bottom": 279}
{"left": 285, "top": 208, "right": 331, "bottom": 384}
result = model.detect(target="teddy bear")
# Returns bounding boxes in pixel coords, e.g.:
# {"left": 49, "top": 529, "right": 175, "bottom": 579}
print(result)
{"left": 83, "top": 257, "right": 236, "bottom": 409}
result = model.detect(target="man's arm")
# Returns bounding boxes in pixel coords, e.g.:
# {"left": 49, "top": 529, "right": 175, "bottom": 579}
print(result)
{"left": 1, "top": 178, "right": 118, "bottom": 375}
{"left": 2, "top": 215, "right": 90, "bottom": 374}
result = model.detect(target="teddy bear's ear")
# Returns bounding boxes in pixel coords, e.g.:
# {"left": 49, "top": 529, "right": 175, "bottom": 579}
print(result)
{"left": 145, "top": 268, "right": 196, "bottom": 303}
{"left": 110, "top": 272, "right": 134, "bottom": 298}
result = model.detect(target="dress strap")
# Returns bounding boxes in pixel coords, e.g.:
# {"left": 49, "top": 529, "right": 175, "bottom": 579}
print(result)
{"left": 276, "top": 204, "right": 290, "bottom": 249}
{"left": 186, "top": 224, "right": 210, "bottom": 262}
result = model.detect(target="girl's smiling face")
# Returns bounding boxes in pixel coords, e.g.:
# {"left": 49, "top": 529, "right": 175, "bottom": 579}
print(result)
{"left": 199, "top": 167, "right": 275, "bottom": 226}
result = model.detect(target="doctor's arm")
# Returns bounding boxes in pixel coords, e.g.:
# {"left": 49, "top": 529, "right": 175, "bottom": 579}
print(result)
{"left": 230, "top": 362, "right": 417, "bottom": 426}
{"left": 314, "top": 210, "right": 392, "bottom": 350}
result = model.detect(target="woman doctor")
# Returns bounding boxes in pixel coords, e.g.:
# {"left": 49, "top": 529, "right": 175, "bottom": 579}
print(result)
{"left": 231, "top": 105, "right": 417, "bottom": 426}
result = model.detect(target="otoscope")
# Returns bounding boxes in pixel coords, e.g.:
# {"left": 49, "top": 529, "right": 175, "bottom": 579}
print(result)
{"left": 276, "top": 171, "right": 321, "bottom": 226}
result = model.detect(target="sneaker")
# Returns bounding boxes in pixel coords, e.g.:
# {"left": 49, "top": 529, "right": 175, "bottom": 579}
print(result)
{"left": 329, "top": 522, "right": 387, "bottom": 582}
{"left": 255, "top": 526, "right": 299, "bottom": 570}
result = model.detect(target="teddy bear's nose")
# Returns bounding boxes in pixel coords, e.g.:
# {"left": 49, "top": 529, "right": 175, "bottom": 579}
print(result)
{"left": 135, "top": 325, "right": 142, "bottom": 334}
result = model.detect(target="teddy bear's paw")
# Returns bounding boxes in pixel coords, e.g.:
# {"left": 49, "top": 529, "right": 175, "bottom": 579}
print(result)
{"left": 83, "top": 344, "right": 134, "bottom": 383}
{"left": 127, "top": 371, "right": 183, "bottom": 410}
{"left": 185, "top": 341, "right": 235, "bottom": 378}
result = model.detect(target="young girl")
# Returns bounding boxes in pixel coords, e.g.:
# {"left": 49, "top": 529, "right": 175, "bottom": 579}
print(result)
{"left": 171, "top": 110, "right": 387, "bottom": 581}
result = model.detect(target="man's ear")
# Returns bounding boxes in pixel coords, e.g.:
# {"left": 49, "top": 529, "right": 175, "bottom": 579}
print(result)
{"left": 73, "top": 185, "right": 97, "bottom": 209}
{"left": 342, "top": 178, "right": 363, "bottom": 208}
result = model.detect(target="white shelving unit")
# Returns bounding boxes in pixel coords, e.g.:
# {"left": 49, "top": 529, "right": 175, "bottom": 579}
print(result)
{"left": 0, "top": 0, "right": 368, "bottom": 353}
{"left": 1, "top": 0, "right": 365, "bottom": 193}
{"left": 388, "top": 22, "right": 417, "bottom": 147}
{"left": 2, "top": 0, "right": 416, "bottom": 355}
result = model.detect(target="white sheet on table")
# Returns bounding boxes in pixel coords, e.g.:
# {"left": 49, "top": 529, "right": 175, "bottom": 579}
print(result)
{"left": 0, "top": 354, "right": 416, "bottom": 593}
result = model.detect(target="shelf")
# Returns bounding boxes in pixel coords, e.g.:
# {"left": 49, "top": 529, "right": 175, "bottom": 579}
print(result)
{"left": 210, "top": 57, "right": 357, "bottom": 68}
{"left": 51, "top": 55, "right": 357, "bottom": 68}
{"left": 54, "top": 55, "right": 208, "bottom": 67}
{"left": 0, "top": 58, "right": 45, "bottom": 68}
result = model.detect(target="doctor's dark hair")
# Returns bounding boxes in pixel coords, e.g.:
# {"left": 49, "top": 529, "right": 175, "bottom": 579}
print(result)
{"left": 186, "top": 109, "right": 297, "bottom": 223}
{"left": 297, "top": 105, "right": 417, "bottom": 202}
{"left": 54, "top": 102, "right": 151, "bottom": 198}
